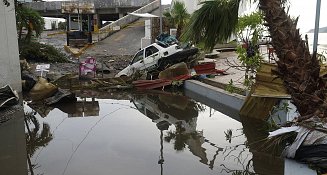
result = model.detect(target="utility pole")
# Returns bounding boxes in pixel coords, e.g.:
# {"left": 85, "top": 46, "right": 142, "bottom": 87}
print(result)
{"left": 159, "top": 0, "right": 163, "bottom": 34}
{"left": 313, "top": 0, "right": 321, "bottom": 58}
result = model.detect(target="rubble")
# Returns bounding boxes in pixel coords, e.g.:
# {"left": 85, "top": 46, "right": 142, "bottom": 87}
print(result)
{"left": 0, "top": 85, "right": 19, "bottom": 109}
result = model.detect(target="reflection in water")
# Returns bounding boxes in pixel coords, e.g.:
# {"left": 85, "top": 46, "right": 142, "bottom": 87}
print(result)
{"left": 23, "top": 90, "right": 284, "bottom": 175}
{"left": 241, "top": 117, "right": 284, "bottom": 175}
{"left": 29, "top": 97, "right": 99, "bottom": 118}
{"left": 131, "top": 92, "right": 224, "bottom": 170}
{"left": 25, "top": 111, "right": 53, "bottom": 174}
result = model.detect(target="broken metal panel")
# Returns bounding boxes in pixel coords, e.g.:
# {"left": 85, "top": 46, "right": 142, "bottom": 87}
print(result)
{"left": 0, "top": 85, "right": 19, "bottom": 109}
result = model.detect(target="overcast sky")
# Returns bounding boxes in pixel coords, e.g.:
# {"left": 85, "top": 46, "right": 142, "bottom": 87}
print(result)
{"left": 162, "top": 0, "right": 327, "bottom": 33}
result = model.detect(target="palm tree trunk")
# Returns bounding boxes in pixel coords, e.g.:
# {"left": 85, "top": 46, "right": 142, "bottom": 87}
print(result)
{"left": 259, "top": 0, "right": 326, "bottom": 121}
{"left": 18, "top": 25, "right": 23, "bottom": 41}
{"left": 176, "top": 22, "right": 183, "bottom": 40}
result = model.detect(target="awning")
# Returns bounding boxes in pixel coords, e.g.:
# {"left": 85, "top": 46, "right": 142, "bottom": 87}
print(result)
{"left": 129, "top": 12, "right": 159, "bottom": 18}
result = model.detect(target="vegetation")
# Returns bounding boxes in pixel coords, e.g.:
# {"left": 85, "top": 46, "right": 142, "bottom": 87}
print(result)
{"left": 163, "top": 1, "right": 190, "bottom": 40}
{"left": 14, "top": 4, "right": 67, "bottom": 62}
{"left": 58, "top": 21, "right": 67, "bottom": 30}
{"left": 182, "top": 0, "right": 240, "bottom": 51}
{"left": 185, "top": 0, "right": 326, "bottom": 123}
{"left": 19, "top": 41, "right": 68, "bottom": 63}
{"left": 16, "top": 4, "right": 45, "bottom": 42}
{"left": 235, "top": 12, "right": 265, "bottom": 87}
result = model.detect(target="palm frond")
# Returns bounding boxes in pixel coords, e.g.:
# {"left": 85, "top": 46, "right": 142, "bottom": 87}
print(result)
{"left": 182, "top": 0, "right": 241, "bottom": 51}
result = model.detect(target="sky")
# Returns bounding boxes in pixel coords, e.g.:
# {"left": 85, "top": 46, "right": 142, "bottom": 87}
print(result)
{"left": 162, "top": 0, "right": 327, "bottom": 34}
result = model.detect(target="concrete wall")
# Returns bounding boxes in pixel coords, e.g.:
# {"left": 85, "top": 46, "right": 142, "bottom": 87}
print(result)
{"left": 98, "top": 0, "right": 159, "bottom": 40}
{"left": 27, "top": 0, "right": 154, "bottom": 11}
{"left": 0, "top": 0, "right": 22, "bottom": 92}
{"left": 0, "top": 108, "right": 27, "bottom": 175}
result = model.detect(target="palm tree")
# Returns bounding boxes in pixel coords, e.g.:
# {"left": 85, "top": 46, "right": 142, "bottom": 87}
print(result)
{"left": 16, "top": 4, "right": 45, "bottom": 42}
{"left": 183, "top": 0, "right": 326, "bottom": 122}
{"left": 164, "top": 1, "right": 190, "bottom": 40}
{"left": 183, "top": 0, "right": 240, "bottom": 51}
{"left": 25, "top": 112, "right": 53, "bottom": 157}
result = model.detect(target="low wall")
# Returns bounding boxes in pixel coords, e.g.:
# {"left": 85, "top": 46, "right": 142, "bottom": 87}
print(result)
{"left": 184, "top": 80, "right": 245, "bottom": 120}
{"left": 98, "top": 0, "right": 160, "bottom": 40}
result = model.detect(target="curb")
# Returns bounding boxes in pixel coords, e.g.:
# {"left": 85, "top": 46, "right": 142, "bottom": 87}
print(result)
{"left": 47, "top": 31, "right": 66, "bottom": 36}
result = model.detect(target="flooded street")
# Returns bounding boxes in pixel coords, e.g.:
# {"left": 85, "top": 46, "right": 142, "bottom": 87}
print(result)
{"left": 22, "top": 91, "right": 284, "bottom": 175}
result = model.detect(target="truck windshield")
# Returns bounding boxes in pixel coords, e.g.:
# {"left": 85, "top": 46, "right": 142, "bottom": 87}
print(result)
{"left": 132, "top": 50, "right": 144, "bottom": 64}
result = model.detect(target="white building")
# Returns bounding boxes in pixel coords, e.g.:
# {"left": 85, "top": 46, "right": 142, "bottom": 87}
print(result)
{"left": 170, "top": 0, "right": 204, "bottom": 14}
{"left": 171, "top": 0, "right": 247, "bottom": 15}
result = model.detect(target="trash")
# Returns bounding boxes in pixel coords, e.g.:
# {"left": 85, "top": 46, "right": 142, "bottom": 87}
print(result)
{"left": 21, "top": 73, "right": 37, "bottom": 92}
{"left": 282, "top": 127, "right": 311, "bottom": 158}
{"left": 156, "top": 33, "right": 179, "bottom": 46}
{"left": 96, "top": 62, "right": 111, "bottom": 74}
{"left": 158, "top": 62, "right": 189, "bottom": 80}
{"left": 0, "top": 85, "right": 19, "bottom": 109}
{"left": 133, "top": 79, "right": 172, "bottom": 90}
{"left": 79, "top": 57, "right": 96, "bottom": 78}
{"left": 268, "top": 126, "right": 301, "bottom": 138}
{"left": 44, "top": 88, "right": 76, "bottom": 105}
{"left": 20, "top": 59, "right": 31, "bottom": 71}
{"left": 295, "top": 144, "right": 327, "bottom": 169}
{"left": 193, "top": 62, "right": 227, "bottom": 75}
{"left": 29, "top": 77, "right": 58, "bottom": 101}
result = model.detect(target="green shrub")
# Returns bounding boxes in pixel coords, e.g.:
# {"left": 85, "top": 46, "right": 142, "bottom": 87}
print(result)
{"left": 19, "top": 41, "right": 68, "bottom": 63}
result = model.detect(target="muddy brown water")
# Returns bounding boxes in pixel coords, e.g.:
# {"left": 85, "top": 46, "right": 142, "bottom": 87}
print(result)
{"left": 1, "top": 91, "right": 284, "bottom": 175}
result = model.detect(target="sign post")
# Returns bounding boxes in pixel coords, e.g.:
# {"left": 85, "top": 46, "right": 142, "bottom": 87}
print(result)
{"left": 313, "top": 0, "right": 321, "bottom": 58}
{"left": 36, "top": 64, "right": 50, "bottom": 77}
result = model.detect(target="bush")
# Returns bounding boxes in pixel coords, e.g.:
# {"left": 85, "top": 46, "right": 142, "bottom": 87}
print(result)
{"left": 58, "top": 21, "right": 66, "bottom": 30}
{"left": 19, "top": 41, "right": 68, "bottom": 63}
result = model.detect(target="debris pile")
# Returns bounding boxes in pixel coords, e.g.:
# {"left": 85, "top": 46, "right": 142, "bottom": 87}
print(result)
{"left": 0, "top": 85, "right": 21, "bottom": 124}
{"left": 241, "top": 63, "right": 327, "bottom": 172}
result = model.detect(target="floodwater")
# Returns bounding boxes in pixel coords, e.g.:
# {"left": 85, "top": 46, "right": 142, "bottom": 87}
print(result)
{"left": 4, "top": 90, "right": 284, "bottom": 175}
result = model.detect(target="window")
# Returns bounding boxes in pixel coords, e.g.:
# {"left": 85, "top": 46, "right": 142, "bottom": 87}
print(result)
{"left": 145, "top": 46, "right": 159, "bottom": 57}
{"left": 132, "top": 50, "right": 144, "bottom": 64}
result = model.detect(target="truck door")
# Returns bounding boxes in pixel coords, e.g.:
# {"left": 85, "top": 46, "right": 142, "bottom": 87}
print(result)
{"left": 144, "top": 46, "right": 160, "bottom": 70}
{"left": 130, "top": 49, "right": 146, "bottom": 72}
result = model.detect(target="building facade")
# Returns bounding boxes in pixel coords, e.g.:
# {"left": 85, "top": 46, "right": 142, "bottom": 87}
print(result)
{"left": 171, "top": 0, "right": 204, "bottom": 14}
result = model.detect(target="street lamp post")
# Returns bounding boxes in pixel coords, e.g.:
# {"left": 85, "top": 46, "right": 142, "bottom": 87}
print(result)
{"left": 313, "top": 0, "right": 321, "bottom": 58}
{"left": 159, "top": 0, "right": 163, "bottom": 34}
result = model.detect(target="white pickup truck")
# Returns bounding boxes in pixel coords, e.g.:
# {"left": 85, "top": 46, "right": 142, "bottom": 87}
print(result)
{"left": 115, "top": 42, "right": 198, "bottom": 77}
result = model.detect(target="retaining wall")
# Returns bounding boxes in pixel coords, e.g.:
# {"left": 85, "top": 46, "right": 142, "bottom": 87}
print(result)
{"left": 98, "top": 0, "right": 160, "bottom": 40}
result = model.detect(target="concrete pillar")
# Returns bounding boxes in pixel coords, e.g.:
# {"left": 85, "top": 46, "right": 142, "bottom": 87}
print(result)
{"left": 94, "top": 13, "right": 100, "bottom": 30}
{"left": 115, "top": 7, "right": 124, "bottom": 18}
{"left": 0, "top": 0, "right": 22, "bottom": 92}
{"left": 119, "top": 13, "right": 124, "bottom": 18}
{"left": 0, "top": 109, "right": 28, "bottom": 175}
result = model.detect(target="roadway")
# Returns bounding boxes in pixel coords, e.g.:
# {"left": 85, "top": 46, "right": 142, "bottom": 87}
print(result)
{"left": 85, "top": 20, "right": 146, "bottom": 57}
